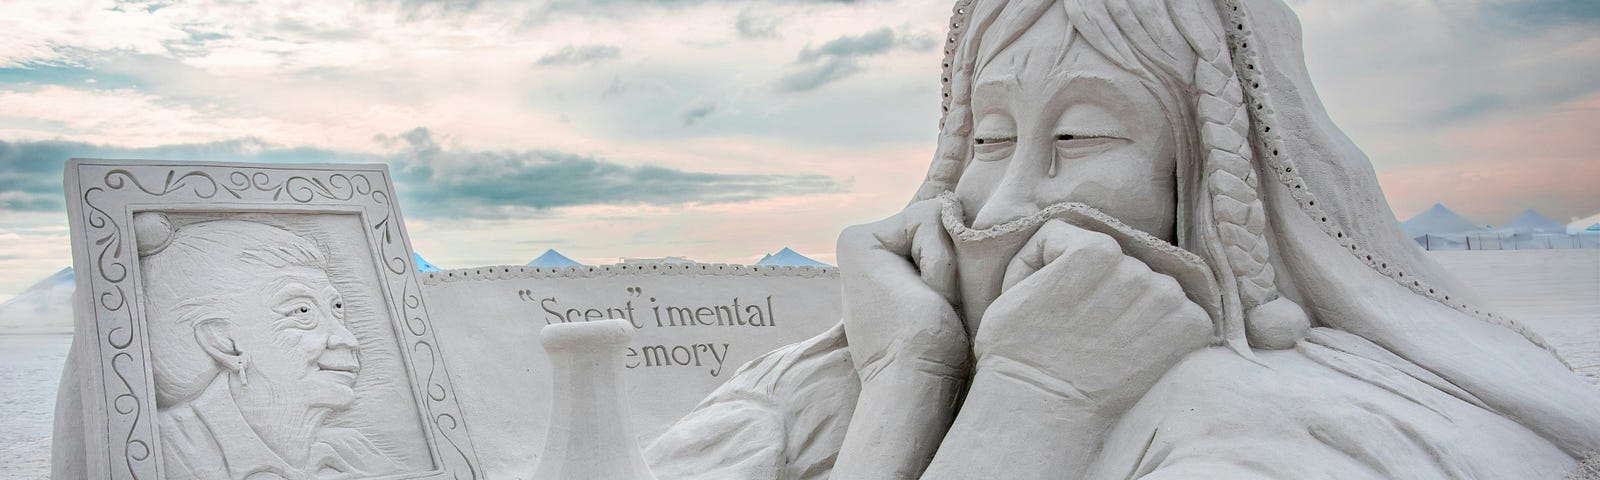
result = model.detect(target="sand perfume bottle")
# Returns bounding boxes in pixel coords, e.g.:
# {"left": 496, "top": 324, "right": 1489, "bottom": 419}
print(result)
{"left": 532, "top": 319, "right": 657, "bottom": 480}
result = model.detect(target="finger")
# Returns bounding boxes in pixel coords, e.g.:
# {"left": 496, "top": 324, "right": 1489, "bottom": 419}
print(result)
{"left": 838, "top": 200, "right": 958, "bottom": 304}
{"left": 1001, "top": 219, "right": 1121, "bottom": 292}
{"left": 836, "top": 213, "right": 919, "bottom": 283}
{"left": 1003, "top": 206, "right": 1224, "bottom": 324}
{"left": 905, "top": 201, "right": 959, "bottom": 307}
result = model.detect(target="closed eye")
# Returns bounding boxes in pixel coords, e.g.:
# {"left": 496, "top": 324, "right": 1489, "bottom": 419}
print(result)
{"left": 1054, "top": 134, "right": 1127, "bottom": 160}
{"left": 973, "top": 136, "right": 1017, "bottom": 162}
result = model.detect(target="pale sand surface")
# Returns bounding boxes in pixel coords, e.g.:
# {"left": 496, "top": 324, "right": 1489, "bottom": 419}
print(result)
{"left": 0, "top": 250, "right": 1594, "bottom": 478}
{"left": 1429, "top": 249, "right": 1600, "bottom": 385}
{"left": 0, "top": 334, "right": 69, "bottom": 479}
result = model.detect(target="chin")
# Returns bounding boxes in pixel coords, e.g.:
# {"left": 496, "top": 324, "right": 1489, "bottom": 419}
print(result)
{"left": 308, "top": 381, "right": 358, "bottom": 410}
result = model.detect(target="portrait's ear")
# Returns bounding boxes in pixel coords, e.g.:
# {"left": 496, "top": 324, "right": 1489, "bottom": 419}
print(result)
{"left": 194, "top": 319, "right": 245, "bottom": 374}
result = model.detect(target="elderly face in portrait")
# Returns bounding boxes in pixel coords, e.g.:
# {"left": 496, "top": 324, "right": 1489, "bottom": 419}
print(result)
{"left": 140, "top": 216, "right": 399, "bottom": 480}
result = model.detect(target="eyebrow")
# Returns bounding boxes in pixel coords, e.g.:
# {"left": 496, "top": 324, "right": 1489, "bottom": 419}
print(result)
{"left": 267, "top": 277, "right": 314, "bottom": 298}
{"left": 265, "top": 273, "right": 327, "bottom": 313}
{"left": 971, "top": 69, "right": 1137, "bottom": 109}
{"left": 1054, "top": 71, "right": 1134, "bottom": 104}
{"left": 973, "top": 72, "right": 1022, "bottom": 94}
{"left": 971, "top": 72, "right": 1021, "bottom": 111}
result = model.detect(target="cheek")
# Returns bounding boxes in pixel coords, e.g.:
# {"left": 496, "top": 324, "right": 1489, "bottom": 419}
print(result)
{"left": 271, "top": 329, "right": 327, "bottom": 365}
{"left": 1050, "top": 149, "right": 1177, "bottom": 232}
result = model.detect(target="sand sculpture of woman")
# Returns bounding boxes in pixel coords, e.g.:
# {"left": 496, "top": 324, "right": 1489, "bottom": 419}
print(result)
{"left": 644, "top": 0, "right": 1600, "bottom": 478}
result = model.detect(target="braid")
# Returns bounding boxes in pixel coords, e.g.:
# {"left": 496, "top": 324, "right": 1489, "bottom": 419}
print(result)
{"left": 1178, "top": 0, "right": 1308, "bottom": 349}
{"left": 1193, "top": 42, "right": 1278, "bottom": 311}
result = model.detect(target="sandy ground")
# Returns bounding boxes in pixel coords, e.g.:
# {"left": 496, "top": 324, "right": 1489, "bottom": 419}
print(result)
{"left": 1, "top": 250, "right": 1594, "bottom": 478}
{"left": 1428, "top": 249, "right": 1600, "bottom": 385}
{"left": 0, "top": 335, "right": 69, "bottom": 479}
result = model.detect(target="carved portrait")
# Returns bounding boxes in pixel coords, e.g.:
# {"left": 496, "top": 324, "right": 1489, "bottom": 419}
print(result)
{"left": 138, "top": 213, "right": 426, "bottom": 479}
{"left": 56, "top": 162, "right": 479, "bottom": 480}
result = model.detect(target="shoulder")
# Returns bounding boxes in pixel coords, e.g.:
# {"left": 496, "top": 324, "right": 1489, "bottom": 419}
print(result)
{"left": 316, "top": 427, "right": 407, "bottom": 474}
{"left": 647, "top": 323, "right": 858, "bottom": 480}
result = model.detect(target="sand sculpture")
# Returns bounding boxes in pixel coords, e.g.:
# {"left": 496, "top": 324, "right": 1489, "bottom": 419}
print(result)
{"left": 50, "top": 1, "right": 1600, "bottom": 478}
{"left": 54, "top": 162, "right": 479, "bottom": 479}
{"left": 640, "top": 0, "right": 1600, "bottom": 478}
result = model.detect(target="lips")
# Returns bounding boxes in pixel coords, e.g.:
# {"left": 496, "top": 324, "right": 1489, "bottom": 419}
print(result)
{"left": 317, "top": 354, "right": 360, "bottom": 385}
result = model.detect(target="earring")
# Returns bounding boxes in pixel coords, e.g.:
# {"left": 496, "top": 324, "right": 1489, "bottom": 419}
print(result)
{"left": 235, "top": 358, "right": 249, "bottom": 386}
{"left": 1046, "top": 156, "right": 1059, "bottom": 178}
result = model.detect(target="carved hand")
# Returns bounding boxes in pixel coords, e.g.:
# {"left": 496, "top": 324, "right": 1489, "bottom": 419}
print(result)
{"left": 838, "top": 199, "right": 966, "bottom": 381}
{"left": 921, "top": 219, "right": 1211, "bottom": 479}
{"left": 833, "top": 199, "right": 968, "bottom": 480}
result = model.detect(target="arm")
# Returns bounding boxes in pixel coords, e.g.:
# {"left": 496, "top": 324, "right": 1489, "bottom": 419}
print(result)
{"left": 831, "top": 200, "right": 969, "bottom": 480}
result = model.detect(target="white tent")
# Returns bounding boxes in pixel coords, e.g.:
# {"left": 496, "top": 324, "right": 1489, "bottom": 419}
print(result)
{"left": 0, "top": 267, "right": 75, "bottom": 334}
{"left": 1491, "top": 210, "right": 1576, "bottom": 249}
{"left": 1499, "top": 210, "right": 1567, "bottom": 235}
{"left": 527, "top": 249, "right": 583, "bottom": 268}
{"left": 755, "top": 247, "right": 832, "bottom": 267}
{"left": 1401, "top": 203, "right": 1485, "bottom": 238}
{"left": 1569, "top": 213, "right": 1600, "bottom": 234}
{"left": 414, "top": 253, "right": 442, "bottom": 272}
{"left": 1401, "top": 204, "right": 1487, "bottom": 250}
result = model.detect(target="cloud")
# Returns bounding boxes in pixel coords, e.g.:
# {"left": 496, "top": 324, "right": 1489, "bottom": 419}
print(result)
{"left": 1490, "top": 0, "right": 1600, "bottom": 28}
{"left": 384, "top": 128, "right": 844, "bottom": 216}
{"left": 0, "top": 128, "right": 845, "bottom": 217}
{"left": 1296, "top": 0, "right": 1600, "bottom": 133}
{"left": 734, "top": 9, "right": 782, "bottom": 39}
{"left": 0, "top": 136, "right": 344, "bottom": 212}
{"left": 522, "top": 0, "right": 871, "bottom": 25}
{"left": 796, "top": 28, "right": 897, "bottom": 62}
{"left": 777, "top": 27, "right": 936, "bottom": 92}
{"left": 678, "top": 98, "right": 717, "bottom": 126}
{"left": 535, "top": 44, "right": 623, "bottom": 66}
{"left": 776, "top": 58, "right": 864, "bottom": 92}
{"left": 598, "top": 75, "right": 670, "bottom": 98}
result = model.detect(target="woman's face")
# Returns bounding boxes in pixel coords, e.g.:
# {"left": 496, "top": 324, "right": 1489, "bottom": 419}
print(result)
{"left": 954, "top": 8, "right": 1179, "bottom": 242}
{"left": 232, "top": 265, "right": 362, "bottom": 410}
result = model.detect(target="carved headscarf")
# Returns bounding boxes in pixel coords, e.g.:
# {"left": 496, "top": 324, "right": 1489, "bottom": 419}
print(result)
{"left": 918, "top": 0, "right": 1600, "bottom": 457}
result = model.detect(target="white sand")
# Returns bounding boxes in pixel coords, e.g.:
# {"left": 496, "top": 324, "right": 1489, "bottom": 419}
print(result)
{"left": 0, "top": 334, "right": 69, "bottom": 479}
{"left": 1429, "top": 249, "right": 1600, "bottom": 385}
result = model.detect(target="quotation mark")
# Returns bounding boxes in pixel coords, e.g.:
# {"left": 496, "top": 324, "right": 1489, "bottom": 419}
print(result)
{"left": 626, "top": 287, "right": 643, "bottom": 297}
{"left": 517, "top": 289, "right": 535, "bottom": 302}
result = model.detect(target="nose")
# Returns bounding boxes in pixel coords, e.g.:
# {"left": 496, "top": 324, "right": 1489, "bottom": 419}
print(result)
{"left": 970, "top": 134, "right": 1051, "bottom": 230}
{"left": 326, "top": 319, "right": 359, "bottom": 350}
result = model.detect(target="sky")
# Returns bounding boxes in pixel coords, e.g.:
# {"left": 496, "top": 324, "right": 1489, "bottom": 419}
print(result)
{"left": 0, "top": 0, "right": 1597, "bottom": 302}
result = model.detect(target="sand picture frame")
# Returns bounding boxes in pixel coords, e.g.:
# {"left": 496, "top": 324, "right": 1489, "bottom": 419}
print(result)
{"left": 62, "top": 159, "right": 480, "bottom": 479}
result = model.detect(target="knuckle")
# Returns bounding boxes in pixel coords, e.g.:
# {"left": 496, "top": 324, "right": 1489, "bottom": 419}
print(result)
{"left": 906, "top": 198, "right": 942, "bottom": 219}
{"left": 1070, "top": 234, "right": 1121, "bottom": 266}
{"left": 839, "top": 223, "right": 872, "bottom": 244}
{"left": 1079, "top": 229, "right": 1119, "bottom": 254}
